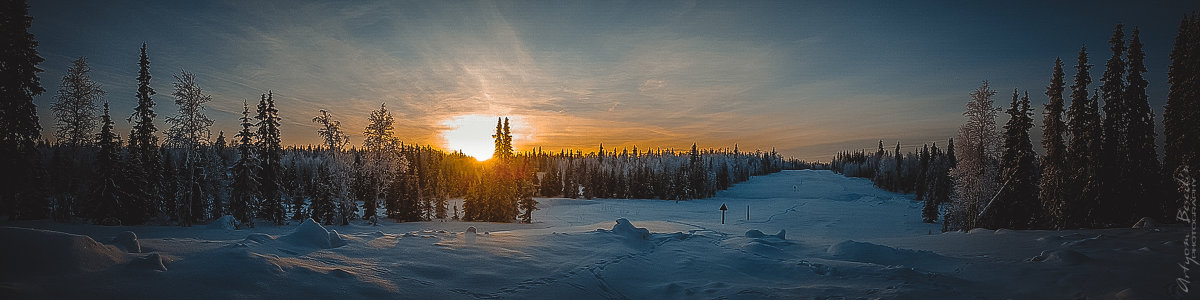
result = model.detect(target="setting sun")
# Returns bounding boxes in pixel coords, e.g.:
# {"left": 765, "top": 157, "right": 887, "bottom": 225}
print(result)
{"left": 441, "top": 114, "right": 503, "bottom": 161}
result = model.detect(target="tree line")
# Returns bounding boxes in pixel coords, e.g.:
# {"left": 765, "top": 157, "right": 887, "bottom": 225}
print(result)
{"left": 0, "top": 1, "right": 792, "bottom": 226}
{"left": 833, "top": 19, "right": 1200, "bottom": 231}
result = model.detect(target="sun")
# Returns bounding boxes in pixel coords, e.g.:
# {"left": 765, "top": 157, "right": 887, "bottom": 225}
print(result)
{"left": 441, "top": 114, "right": 501, "bottom": 161}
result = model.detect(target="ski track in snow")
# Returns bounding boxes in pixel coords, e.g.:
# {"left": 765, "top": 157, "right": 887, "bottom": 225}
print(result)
{"left": 0, "top": 170, "right": 1187, "bottom": 299}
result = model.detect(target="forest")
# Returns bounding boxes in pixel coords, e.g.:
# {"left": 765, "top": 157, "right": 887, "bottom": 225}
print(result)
{"left": 0, "top": 39, "right": 800, "bottom": 227}
{"left": 832, "top": 19, "right": 1200, "bottom": 232}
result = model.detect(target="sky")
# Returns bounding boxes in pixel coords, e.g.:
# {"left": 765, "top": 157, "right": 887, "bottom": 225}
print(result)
{"left": 27, "top": 0, "right": 1200, "bottom": 161}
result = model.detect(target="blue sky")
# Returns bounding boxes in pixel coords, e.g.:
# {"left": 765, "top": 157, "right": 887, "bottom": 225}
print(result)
{"left": 28, "top": 0, "right": 1200, "bottom": 161}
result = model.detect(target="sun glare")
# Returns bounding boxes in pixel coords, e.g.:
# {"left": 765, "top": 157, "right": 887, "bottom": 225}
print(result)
{"left": 441, "top": 114, "right": 503, "bottom": 161}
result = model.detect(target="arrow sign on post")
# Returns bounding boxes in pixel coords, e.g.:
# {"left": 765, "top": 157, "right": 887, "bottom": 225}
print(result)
{"left": 720, "top": 203, "right": 728, "bottom": 224}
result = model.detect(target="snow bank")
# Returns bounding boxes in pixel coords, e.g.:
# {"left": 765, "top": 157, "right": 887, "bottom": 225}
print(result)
{"left": 0, "top": 227, "right": 129, "bottom": 278}
{"left": 609, "top": 218, "right": 650, "bottom": 240}
{"left": 110, "top": 231, "right": 140, "bottom": 253}
{"left": 279, "top": 219, "right": 347, "bottom": 249}
{"left": 827, "top": 240, "right": 944, "bottom": 266}
{"left": 208, "top": 215, "right": 238, "bottom": 230}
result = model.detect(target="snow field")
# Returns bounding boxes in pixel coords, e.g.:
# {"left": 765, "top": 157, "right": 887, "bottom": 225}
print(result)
{"left": 0, "top": 170, "right": 1185, "bottom": 299}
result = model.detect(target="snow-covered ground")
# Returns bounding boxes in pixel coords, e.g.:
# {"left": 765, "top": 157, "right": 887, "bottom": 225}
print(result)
{"left": 0, "top": 170, "right": 1184, "bottom": 299}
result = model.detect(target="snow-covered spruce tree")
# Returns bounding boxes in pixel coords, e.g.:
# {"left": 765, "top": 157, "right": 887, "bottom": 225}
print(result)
{"left": 987, "top": 91, "right": 1040, "bottom": 229}
{"left": 90, "top": 102, "right": 123, "bottom": 224}
{"left": 311, "top": 109, "right": 355, "bottom": 225}
{"left": 311, "top": 162, "right": 336, "bottom": 225}
{"left": 361, "top": 103, "right": 400, "bottom": 224}
{"left": 165, "top": 71, "right": 215, "bottom": 226}
{"left": 1124, "top": 27, "right": 1166, "bottom": 221}
{"left": 1097, "top": 24, "right": 1132, "bottom": 227}
{"left": 229, "top": 101, "right": 259, "bottom": 228}
{"left": 123, "top": 43, "right": 161, "bottom": 225}
{"left": 1066, "top": 46, "right": 1102, "bottom": 228}
{"left": 256, "top": 92, "right": 285, "bottom": 225}
{"left": 1040, "top": 57, "right": 1070, "bottom": 229}
{"left": 947, "top": 81, "right": 1000, "bottom": 231}
{"left": 1165, "top": 14, "right": 1200, "bottom": 218}
{"left": 51, "top": 57, "right": 104, "bottom": 147}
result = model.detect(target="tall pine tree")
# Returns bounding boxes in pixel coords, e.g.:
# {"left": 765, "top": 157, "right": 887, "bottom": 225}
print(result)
{"left": 1123, "top": 27, "right": 1165, "bottom": 221}
{"left": 91, "top": 102, "right": 122, "bottom": 224}
{"left": 255, "top": 92, "right": 285, "bottom": 225}
{"left": 989, "top": 90, "right": 1039, "bottom": 229}
{"left": 1098, "top": 24, "right": 1132, "bottom": 227}
{"left": 1040, "top": 57, "right": 1070, "bottom": 229}
{"left": 1165, "top": 14, "right": 1200, "bottom": 217}
{"left": 1065, "top": 46, "right": 1101, "bottom": 228}
{"left": 0, "top": 0, "right": 46, "bottom": 220}
{"left": 229, "top": 101, "right": 259, "bottom": 228}
{"left": 124, "top": 43, "right": 161, "bottom": 225}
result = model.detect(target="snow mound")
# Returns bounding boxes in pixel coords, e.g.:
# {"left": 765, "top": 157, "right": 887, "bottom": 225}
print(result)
{"left": 609, "top": 218, "right": 650, "bottom": 240}
{"left": 0, "top": 227, "right": 129, "bottom": 278}
{"left": 279, "top": 219, "right": 347, "bottom": 249}
{"left": 1030, "top": 249, "right": 1091, "bottom": 265}
{"left": 208, "top": 215, "right": 238, "bottom": 230}
{"left": 110, "top": 231, "right": 140, "bottom": 253}
{"left": 745, "top": 229, "right": 786, "bottom": 239}
{"left": 827, "top": 240, "right": 943, "bottom": 266}
{"left": 1132, "top": 217, "right": 1158, "bottom": 229}
{"left": 130, "top": 253, "right": 168, "bottom": 271}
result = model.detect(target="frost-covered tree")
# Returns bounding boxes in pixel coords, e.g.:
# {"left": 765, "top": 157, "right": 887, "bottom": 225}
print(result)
{"left": 947, "top": 81, "right": 1000, "bottom": 230}
{"left": 51, "top": 57, "right": 104, "bottom": 147}
{"left": 255, "top": 92, "right": 285, "bottom": 225}
{"left": 166, "top": 71, "right": 215, "bottom": 226}
{"left": 1066, "top": 46, "right": 1102, "bottom": 228}
{"left": 312, "top": 109, "right": 348, "bottom": 152}
{"left": 1040, "top": 57, "right": 1070, "bottom": 229}
{"left": 361, "top": 103, "right": 399, "bottom": 225}
{"left": 165, "top": 71, "right": 213, "bottom": 148}
{"left": 229, "top": 101, "right": 259, "bottom": 228}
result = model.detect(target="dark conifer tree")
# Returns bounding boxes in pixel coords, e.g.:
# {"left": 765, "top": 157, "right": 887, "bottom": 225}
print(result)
{"left": 1165, "top": 14, "right": 1200, "bottom": 216}
{"left": 1098, "top": 24, "right": 1132, "bottom": 226}
{"left": 124, "top": 43, "right": 161, "bottom": 225}
{"left": 1040, "top": 57, "right": 1070, "bottom": 229}
{"left": 255, "top": 92, "right": 285, "bottom": 225}
{"left": 91, "top": 102, "right": 122, "bottom": 223}
{"left": 1123, "top": 27, "right": 1165, "bottom": 221}
{"left": 229, "top": 101, "right": 259, "bottom": 228}
{"left": 0, "top": 0, "right": 45, "bottom": 220}
{"left": 990, "top": 91, "right": 1039, "bottom": 229}
{"left": 1065, "top": 46, "right": 1101, "bottom": 228}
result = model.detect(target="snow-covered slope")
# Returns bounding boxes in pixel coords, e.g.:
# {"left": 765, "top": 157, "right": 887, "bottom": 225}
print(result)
{"left": 0, "top": 170, "right": 1183, "bottom": 299}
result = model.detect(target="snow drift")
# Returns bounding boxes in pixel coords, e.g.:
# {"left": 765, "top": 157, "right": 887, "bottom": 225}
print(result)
{"left": 279, "top": 219, "right": 347, "bottom": 249}
{"left": 607, "top": 218, "right": 650, "bottom": 240}
{"left": 0, "top": 227, "right": 129, "bottom": 279}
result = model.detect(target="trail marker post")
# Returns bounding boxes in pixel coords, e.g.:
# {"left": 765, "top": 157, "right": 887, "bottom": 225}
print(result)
{"left": 720, "top": 203, "right": 728, "bottom": 224}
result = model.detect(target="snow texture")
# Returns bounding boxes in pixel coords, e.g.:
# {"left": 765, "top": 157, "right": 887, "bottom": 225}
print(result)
{"left": 208, "top": 215, "right": 238, "bottom": 230}
{"left": 110, "top": 231, "right": 140, "bottom": 253}
{"left": 279, "top": 218, "right": 347, "bottom": 249}
{"left": 0, "top": 170, "right": 1186, "bottom": 299}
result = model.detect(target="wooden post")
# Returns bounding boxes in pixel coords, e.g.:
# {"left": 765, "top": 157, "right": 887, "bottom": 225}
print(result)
{"left": 720, "top": 203, "right": 728, "bottom": 224}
